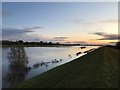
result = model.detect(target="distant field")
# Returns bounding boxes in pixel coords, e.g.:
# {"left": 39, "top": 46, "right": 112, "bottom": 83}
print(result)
{"left": 15, "top": 46, "right": 119, "bottom": 88}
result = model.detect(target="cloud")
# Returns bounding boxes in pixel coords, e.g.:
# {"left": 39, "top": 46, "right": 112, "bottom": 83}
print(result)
{"left": 54, "top": 37, "right": 68, "bottom": 39}
{"left": 72, "top": 41, "right": 87, "bottom": 44}
{"left": 24, "top": 27, "right": 43, "bottom": 30}
{"left": 2, "top": 27, "right": 69, "bottom": 43}
{"left": 52, "top": 37, "right": 69, "bottom": 41}
{"left": 72, "top": 19, "right": 117, "bottom": 25}
{"left": 2, "top": 28, "right": 33, "bottom": 36}
{"left": 2, "top": 26, "right": 43, "bottom": 40}
{"left": 61, "top": 41, "right": 87, "bottom": 44}
{"left": 92, "top": 32, "right": 120, "bottom": 40}
{"left": 93, "top": 32, "right": 105, "bottom": 36}
{"left": 98, "top": 19, "right": 118, "bottom": 23}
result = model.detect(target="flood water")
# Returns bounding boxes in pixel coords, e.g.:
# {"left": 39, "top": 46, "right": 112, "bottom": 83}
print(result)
{"left": 2, "top": 46, "right": 99, "bottom": 88}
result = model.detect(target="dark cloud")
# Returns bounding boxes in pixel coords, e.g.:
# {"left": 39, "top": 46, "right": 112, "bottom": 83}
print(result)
{"left": 61, "top": 41, "right": 87, "bottom": 44}
{"left": 54, "top": 37, "right": 68, "bottom": 39}
{"left": 92, "top": 32, "right": 120, "bottom": 40}
{"left": 53, "top": 37, "right": 68, "bottom": 41}
{"left": 72, "top": 41, "right": 87, "bottom": 44}
{"left": 24, "top": 27, "right": 43, "bottom": 30}
{"left": 33, "top": 27, "right": 43, "bottom": 29}
{"left": 2, "top": 28, "right": 33, "bottom": 36}
{"left": 93, "top": 32, "right": 105, "bottom": 36}
{"left": 2, "top": 26, "right": 42, "bottom": 40}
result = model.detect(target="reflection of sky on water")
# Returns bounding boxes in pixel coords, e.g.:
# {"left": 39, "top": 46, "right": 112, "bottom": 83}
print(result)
{"left": 2, "top": 46, "right": 99, "bottom": 88}
{"left": 2, "top": 47, "right": 30, "bottom": 88}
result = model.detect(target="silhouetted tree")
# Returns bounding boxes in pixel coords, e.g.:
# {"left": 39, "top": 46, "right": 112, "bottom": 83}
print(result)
{"left": 8, "top": 47, "right": 28, "bottom": 67}
{"left": 116, "top": 41, "right": 120, "bottom": 50}
{"left": 116, "top": 42, "right": 120, "bottom": 47}
{"left": 6, "top": 46, "right": 30, "bottom": 87}
{"left": 40, "top": 41, "right": 43, "bottom": 45}
{"left": 48, "top": 42, "right": 52, "bottom": 45}
{"left": 56, "top": 42, "right": 59, "bottom": 45}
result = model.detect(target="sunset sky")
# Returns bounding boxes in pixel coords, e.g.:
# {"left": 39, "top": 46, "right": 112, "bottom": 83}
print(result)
{"left": 2, "top": 2, "right": 118, "bottom": 44}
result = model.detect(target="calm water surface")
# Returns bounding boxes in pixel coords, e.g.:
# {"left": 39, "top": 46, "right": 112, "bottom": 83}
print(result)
{"left": 2, "top": 46, "right": 99, "bottom": 88}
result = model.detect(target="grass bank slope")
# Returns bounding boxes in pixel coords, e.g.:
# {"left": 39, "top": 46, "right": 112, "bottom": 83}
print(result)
{"left": 15, "top": 46, "right": 119, "bottom": 88}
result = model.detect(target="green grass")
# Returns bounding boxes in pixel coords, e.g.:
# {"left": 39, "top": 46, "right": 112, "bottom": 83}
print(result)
{"left": 15, "top": 46, "right": 119, "bottom": 88}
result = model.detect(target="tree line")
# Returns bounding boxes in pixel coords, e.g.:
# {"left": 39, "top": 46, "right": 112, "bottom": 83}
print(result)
{"left": 1, "top": 40, "right": 61, "bottom": 46}
{"left": 1, "top": 40, "right": 120, "bottom": 47}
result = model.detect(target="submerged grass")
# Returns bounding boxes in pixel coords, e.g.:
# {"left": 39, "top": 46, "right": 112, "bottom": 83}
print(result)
{"left": 15, "top": 46, "right": 119, "bottom": 88}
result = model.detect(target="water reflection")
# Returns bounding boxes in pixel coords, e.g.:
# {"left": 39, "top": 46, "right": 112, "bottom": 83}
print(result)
{"left": 68, "top": 55, "right": 72, "bottom": 58}
{"left": 2, "top": 46, "right": 99, "bottom": 88}
{"left": 76, "top": 52, "right": 82, "bottom": 56}
{"left": 32, "top": 59, "right": 63, "bottom": 69}
{"left": 5, "top": 47, "right": 30, "bottom": 87}
{"left": 83, "top": 48, "right": 96, "bottom": 54}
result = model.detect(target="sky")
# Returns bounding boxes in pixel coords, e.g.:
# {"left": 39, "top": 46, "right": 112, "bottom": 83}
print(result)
{"left": 2, "top": 2, "right": 119, "bottom": 45}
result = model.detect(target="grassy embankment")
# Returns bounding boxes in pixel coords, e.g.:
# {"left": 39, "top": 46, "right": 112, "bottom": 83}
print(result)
{"left": 15, "top": 46, "right": 119, "bottom": 88}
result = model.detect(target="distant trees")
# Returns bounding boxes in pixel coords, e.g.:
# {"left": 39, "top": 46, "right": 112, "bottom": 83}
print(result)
{"left": 2, "top": 40, "right": 61, "bottom": 46}
{"left": 2, "top": 40, "right": 105, "bottom": 46}
{"left": 116, "top": 41, "right": 120, "bottom": 49}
